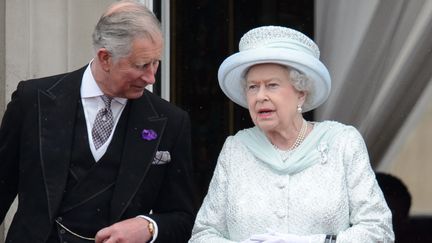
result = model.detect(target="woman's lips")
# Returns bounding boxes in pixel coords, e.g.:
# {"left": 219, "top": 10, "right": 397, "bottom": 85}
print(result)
{"left": 257, "top": 108, "right": 274, "bottom": 118}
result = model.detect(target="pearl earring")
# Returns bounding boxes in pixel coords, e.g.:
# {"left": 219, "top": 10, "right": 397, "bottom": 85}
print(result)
{"left": 297, "top": 104, "right": 303, "bottom": 113}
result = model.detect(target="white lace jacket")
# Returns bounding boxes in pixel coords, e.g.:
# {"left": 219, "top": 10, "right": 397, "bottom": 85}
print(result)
{"left": 189, "top": 121, "right": 394, "bottom": 243}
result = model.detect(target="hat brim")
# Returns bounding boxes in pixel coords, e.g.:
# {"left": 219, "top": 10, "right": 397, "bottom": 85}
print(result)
{"left": 218, "top": 48, "right": 331, "bottom": 112}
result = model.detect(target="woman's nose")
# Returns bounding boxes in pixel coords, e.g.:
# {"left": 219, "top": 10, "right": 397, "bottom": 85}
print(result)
{"left": 256, "top": 86, "right": 268, "bottom": 101}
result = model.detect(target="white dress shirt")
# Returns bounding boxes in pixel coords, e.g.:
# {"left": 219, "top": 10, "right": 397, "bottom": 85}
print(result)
{"left": 80, "top": 62, "right": 127, "bottom": 162}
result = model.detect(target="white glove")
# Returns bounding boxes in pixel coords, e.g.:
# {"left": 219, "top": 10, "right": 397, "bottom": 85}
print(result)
{"left": 248, "top": 232, "right": 311, "bottom": 243}
{"left": 240, "top": 239, "right": 262, "bottom": 243}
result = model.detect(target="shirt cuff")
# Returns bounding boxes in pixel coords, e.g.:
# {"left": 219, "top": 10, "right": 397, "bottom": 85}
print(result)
{"left": 137, "top": 215, "right": 159, "bottom": 243}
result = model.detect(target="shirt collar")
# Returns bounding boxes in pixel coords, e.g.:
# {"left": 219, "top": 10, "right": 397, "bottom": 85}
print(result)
{"left": 81, "top": 60, "right": 127, "bottom": 105}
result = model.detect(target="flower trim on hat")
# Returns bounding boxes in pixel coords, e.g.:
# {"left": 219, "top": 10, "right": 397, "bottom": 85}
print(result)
{"left": 239, "top": 26, "right": 320, "bottom": 58}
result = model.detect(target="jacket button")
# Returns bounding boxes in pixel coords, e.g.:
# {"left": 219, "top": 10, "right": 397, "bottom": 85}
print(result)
{"left": 277, "top": 182, "right": 286, "bottom": 189}
{"left": 275, "top": 211, "right": 286, "bottom": 218}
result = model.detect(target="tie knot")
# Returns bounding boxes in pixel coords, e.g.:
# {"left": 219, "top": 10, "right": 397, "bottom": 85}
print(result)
{"left": 101, "top": 95, "right": 113, "bottom": 109}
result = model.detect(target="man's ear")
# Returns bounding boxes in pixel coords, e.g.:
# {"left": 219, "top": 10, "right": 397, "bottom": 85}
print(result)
{"left": 97, "top": 48, "right": 111, "bottom": 72}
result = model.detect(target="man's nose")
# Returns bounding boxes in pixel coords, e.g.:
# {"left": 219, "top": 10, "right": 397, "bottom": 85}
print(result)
{"left": 140, "top": 63, "right": 158, "bottom": 84}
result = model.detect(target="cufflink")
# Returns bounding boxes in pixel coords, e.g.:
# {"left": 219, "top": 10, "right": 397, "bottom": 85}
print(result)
{"left": 147, "top": 221, "right": 155, "bottom": 237}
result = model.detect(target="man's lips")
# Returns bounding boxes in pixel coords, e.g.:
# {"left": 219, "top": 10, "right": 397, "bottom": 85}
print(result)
{"left": 131, "top": 84, "right": 146, "bottom": 89}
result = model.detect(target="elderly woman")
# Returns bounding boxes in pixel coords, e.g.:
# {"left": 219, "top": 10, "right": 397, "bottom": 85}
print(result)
{"left": 189, "top": 26, "right": 394, "bottom": 243}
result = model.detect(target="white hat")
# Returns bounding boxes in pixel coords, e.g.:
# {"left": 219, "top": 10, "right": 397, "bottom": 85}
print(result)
{"left": 217, "top": 26, "right": 331, "bottom": 112}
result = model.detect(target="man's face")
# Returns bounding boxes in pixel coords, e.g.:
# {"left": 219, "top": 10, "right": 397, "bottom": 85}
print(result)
{"left": 104, "top": 36, "right": 163, "bottom": 99}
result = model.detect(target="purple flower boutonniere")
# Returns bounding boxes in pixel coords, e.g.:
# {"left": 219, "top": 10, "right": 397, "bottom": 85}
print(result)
{"left": 141, "top": 129, "right": 158, "bottom": 141}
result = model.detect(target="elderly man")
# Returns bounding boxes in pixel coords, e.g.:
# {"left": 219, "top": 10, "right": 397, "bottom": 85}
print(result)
{"left": 0, "top": 1, "right": 195, "bottom": 242}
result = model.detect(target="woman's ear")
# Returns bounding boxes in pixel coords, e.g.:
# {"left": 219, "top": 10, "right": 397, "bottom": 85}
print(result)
{"left": 298, "top": 90, "right": 307, "bottom": 106}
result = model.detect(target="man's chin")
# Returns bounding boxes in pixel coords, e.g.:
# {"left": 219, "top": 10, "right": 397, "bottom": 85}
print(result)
{"left": 126, "top": 90, "right": 145, "bottom": 99}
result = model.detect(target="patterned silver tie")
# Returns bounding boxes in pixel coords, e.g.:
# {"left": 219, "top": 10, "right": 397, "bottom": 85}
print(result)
{"left": 92, "top": 95, "right": 114, "bottom": 149}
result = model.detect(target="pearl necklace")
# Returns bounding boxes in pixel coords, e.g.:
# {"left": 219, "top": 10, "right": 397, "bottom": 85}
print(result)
{"left": 273, "top": 119, "right": 308, "bottom": 161}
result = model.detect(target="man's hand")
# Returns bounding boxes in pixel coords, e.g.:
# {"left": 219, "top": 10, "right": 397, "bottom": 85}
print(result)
{"left": 95, "top": 217, "right": 152, "bottom": 243}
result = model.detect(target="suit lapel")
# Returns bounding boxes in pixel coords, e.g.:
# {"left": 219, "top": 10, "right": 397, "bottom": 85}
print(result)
{"left": 110, "top": 91, "right": 167, "bottom": 222}
{"left": 38, "top": 67, "right": 85, "bottom": 220}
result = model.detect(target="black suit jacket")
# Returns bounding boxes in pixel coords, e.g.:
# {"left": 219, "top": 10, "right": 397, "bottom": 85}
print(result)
{"left": 0, "top": 66, "right": 195, "bottom": 242}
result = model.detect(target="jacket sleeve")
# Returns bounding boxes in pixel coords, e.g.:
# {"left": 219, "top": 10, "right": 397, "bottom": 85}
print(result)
{"left": 0, "top": 82, "right": 24, "bottom": 221}
{"left": 146, "top": 111, "right": 197, "bottom": 243}
{"left": 189, "top": 137, "right": 237, "bottom": 243}
{"left": 336, "top": 127, "right": 395, "bottom": 243}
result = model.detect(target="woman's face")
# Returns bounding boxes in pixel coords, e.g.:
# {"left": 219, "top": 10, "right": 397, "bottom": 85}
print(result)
{"left": 245, "top": 63, "right": 305, "bottom": 133}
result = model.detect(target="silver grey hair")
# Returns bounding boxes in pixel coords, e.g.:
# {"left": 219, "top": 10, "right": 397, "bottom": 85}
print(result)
{"left": 285, "top": 66, "right": 312, "bottom": 103}
{"left": 92, "top": 1, "right": 162, "bottom": 60}
{"left": 243, "top": 64, "right": 313, "bottom": 107}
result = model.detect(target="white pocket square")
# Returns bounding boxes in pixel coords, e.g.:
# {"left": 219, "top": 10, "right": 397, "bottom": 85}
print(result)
{"left": 152, "top": 151, "right": 171, "bottom": 165}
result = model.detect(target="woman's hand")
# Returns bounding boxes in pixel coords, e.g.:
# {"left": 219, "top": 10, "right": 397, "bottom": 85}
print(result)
{"left": 242, "top": 231, "right": 311, "bottom": 243}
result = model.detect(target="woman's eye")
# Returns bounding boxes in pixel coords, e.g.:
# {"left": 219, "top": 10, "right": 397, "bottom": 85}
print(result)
{"left": 268, "top": 83, "right": 279, "bottom": 88}
{"left": 247, "top": 84, "right": 257, "bottom": 90}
